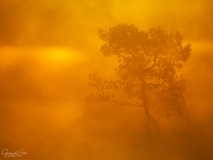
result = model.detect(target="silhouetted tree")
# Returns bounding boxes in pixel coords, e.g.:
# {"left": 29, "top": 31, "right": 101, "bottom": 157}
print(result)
{"left": 88, "top": 24, "right": 191, "bottom": 138}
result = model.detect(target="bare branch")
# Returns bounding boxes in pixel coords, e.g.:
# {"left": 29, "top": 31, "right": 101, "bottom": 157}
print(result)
{"left": 145, "top": 52, "right": 158, "bottom": 71}
{"left": 98, "top": 99, "right": 142, "bottom": 107}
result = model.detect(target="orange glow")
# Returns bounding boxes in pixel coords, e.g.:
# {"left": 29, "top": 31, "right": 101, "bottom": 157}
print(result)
{"left": 0, "top": 0, "right": 213, "bottom": 159}
{"left": 37, "top": 48, "right": 86, "bottom": 66}
{"left": 44, "top": 48, "right": 73, "bottom": 64}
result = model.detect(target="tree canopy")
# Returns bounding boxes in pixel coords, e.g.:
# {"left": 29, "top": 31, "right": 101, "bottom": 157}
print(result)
{"left": 88, "top": 23, "right": 191, "bottom": 136}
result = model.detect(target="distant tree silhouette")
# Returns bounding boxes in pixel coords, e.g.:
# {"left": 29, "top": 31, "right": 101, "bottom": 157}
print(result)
{"left": 88, "top": 24, "right": 191, "bottom": 138}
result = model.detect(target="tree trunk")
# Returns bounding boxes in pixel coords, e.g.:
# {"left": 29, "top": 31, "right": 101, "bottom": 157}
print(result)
{"left": 142, "top": 83, "right": 161, "bottom": 140}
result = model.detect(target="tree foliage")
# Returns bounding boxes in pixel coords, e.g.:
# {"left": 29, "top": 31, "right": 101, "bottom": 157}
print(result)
{"left": 88, "top": 24, "right": 191, "bottom": 135}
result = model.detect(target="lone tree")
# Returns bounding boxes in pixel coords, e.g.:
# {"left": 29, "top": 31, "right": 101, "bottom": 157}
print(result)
{"left": 88, "top": 24, "right": 191, "bottom": 138}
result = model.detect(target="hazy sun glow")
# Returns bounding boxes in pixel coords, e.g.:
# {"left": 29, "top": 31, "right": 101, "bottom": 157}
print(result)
{"left": 34, "top": 47, "right": 86, "bottom": 67}
{"left": 43, "top": 48, "right": 76, "bottom": 63}
{"left": 46, "top": 48, "right": 72, "bottom": 63}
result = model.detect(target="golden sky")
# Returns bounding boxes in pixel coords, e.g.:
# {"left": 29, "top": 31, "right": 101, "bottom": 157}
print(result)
{"left": 0, "top": 0, "right": 213, "bottom": 159}
{"left": 0, "top": 0, "right": 212, "bottom": 48}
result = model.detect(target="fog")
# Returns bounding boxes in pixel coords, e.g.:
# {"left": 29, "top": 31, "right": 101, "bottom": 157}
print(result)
{"left": 0, "top": 0, "right": 213, "bottom": 159}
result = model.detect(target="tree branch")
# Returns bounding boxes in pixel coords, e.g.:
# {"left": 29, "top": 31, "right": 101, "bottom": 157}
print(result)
{"left": 100, "top": 99, "right": 143, "bottom": 107}
{"left": 145, "top": 53, "right": 158, "bottom": 71}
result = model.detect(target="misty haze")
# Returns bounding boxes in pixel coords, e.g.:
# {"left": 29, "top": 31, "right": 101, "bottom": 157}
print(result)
{"left": 1, "top": 0, "right": 213, "bottom": 160}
